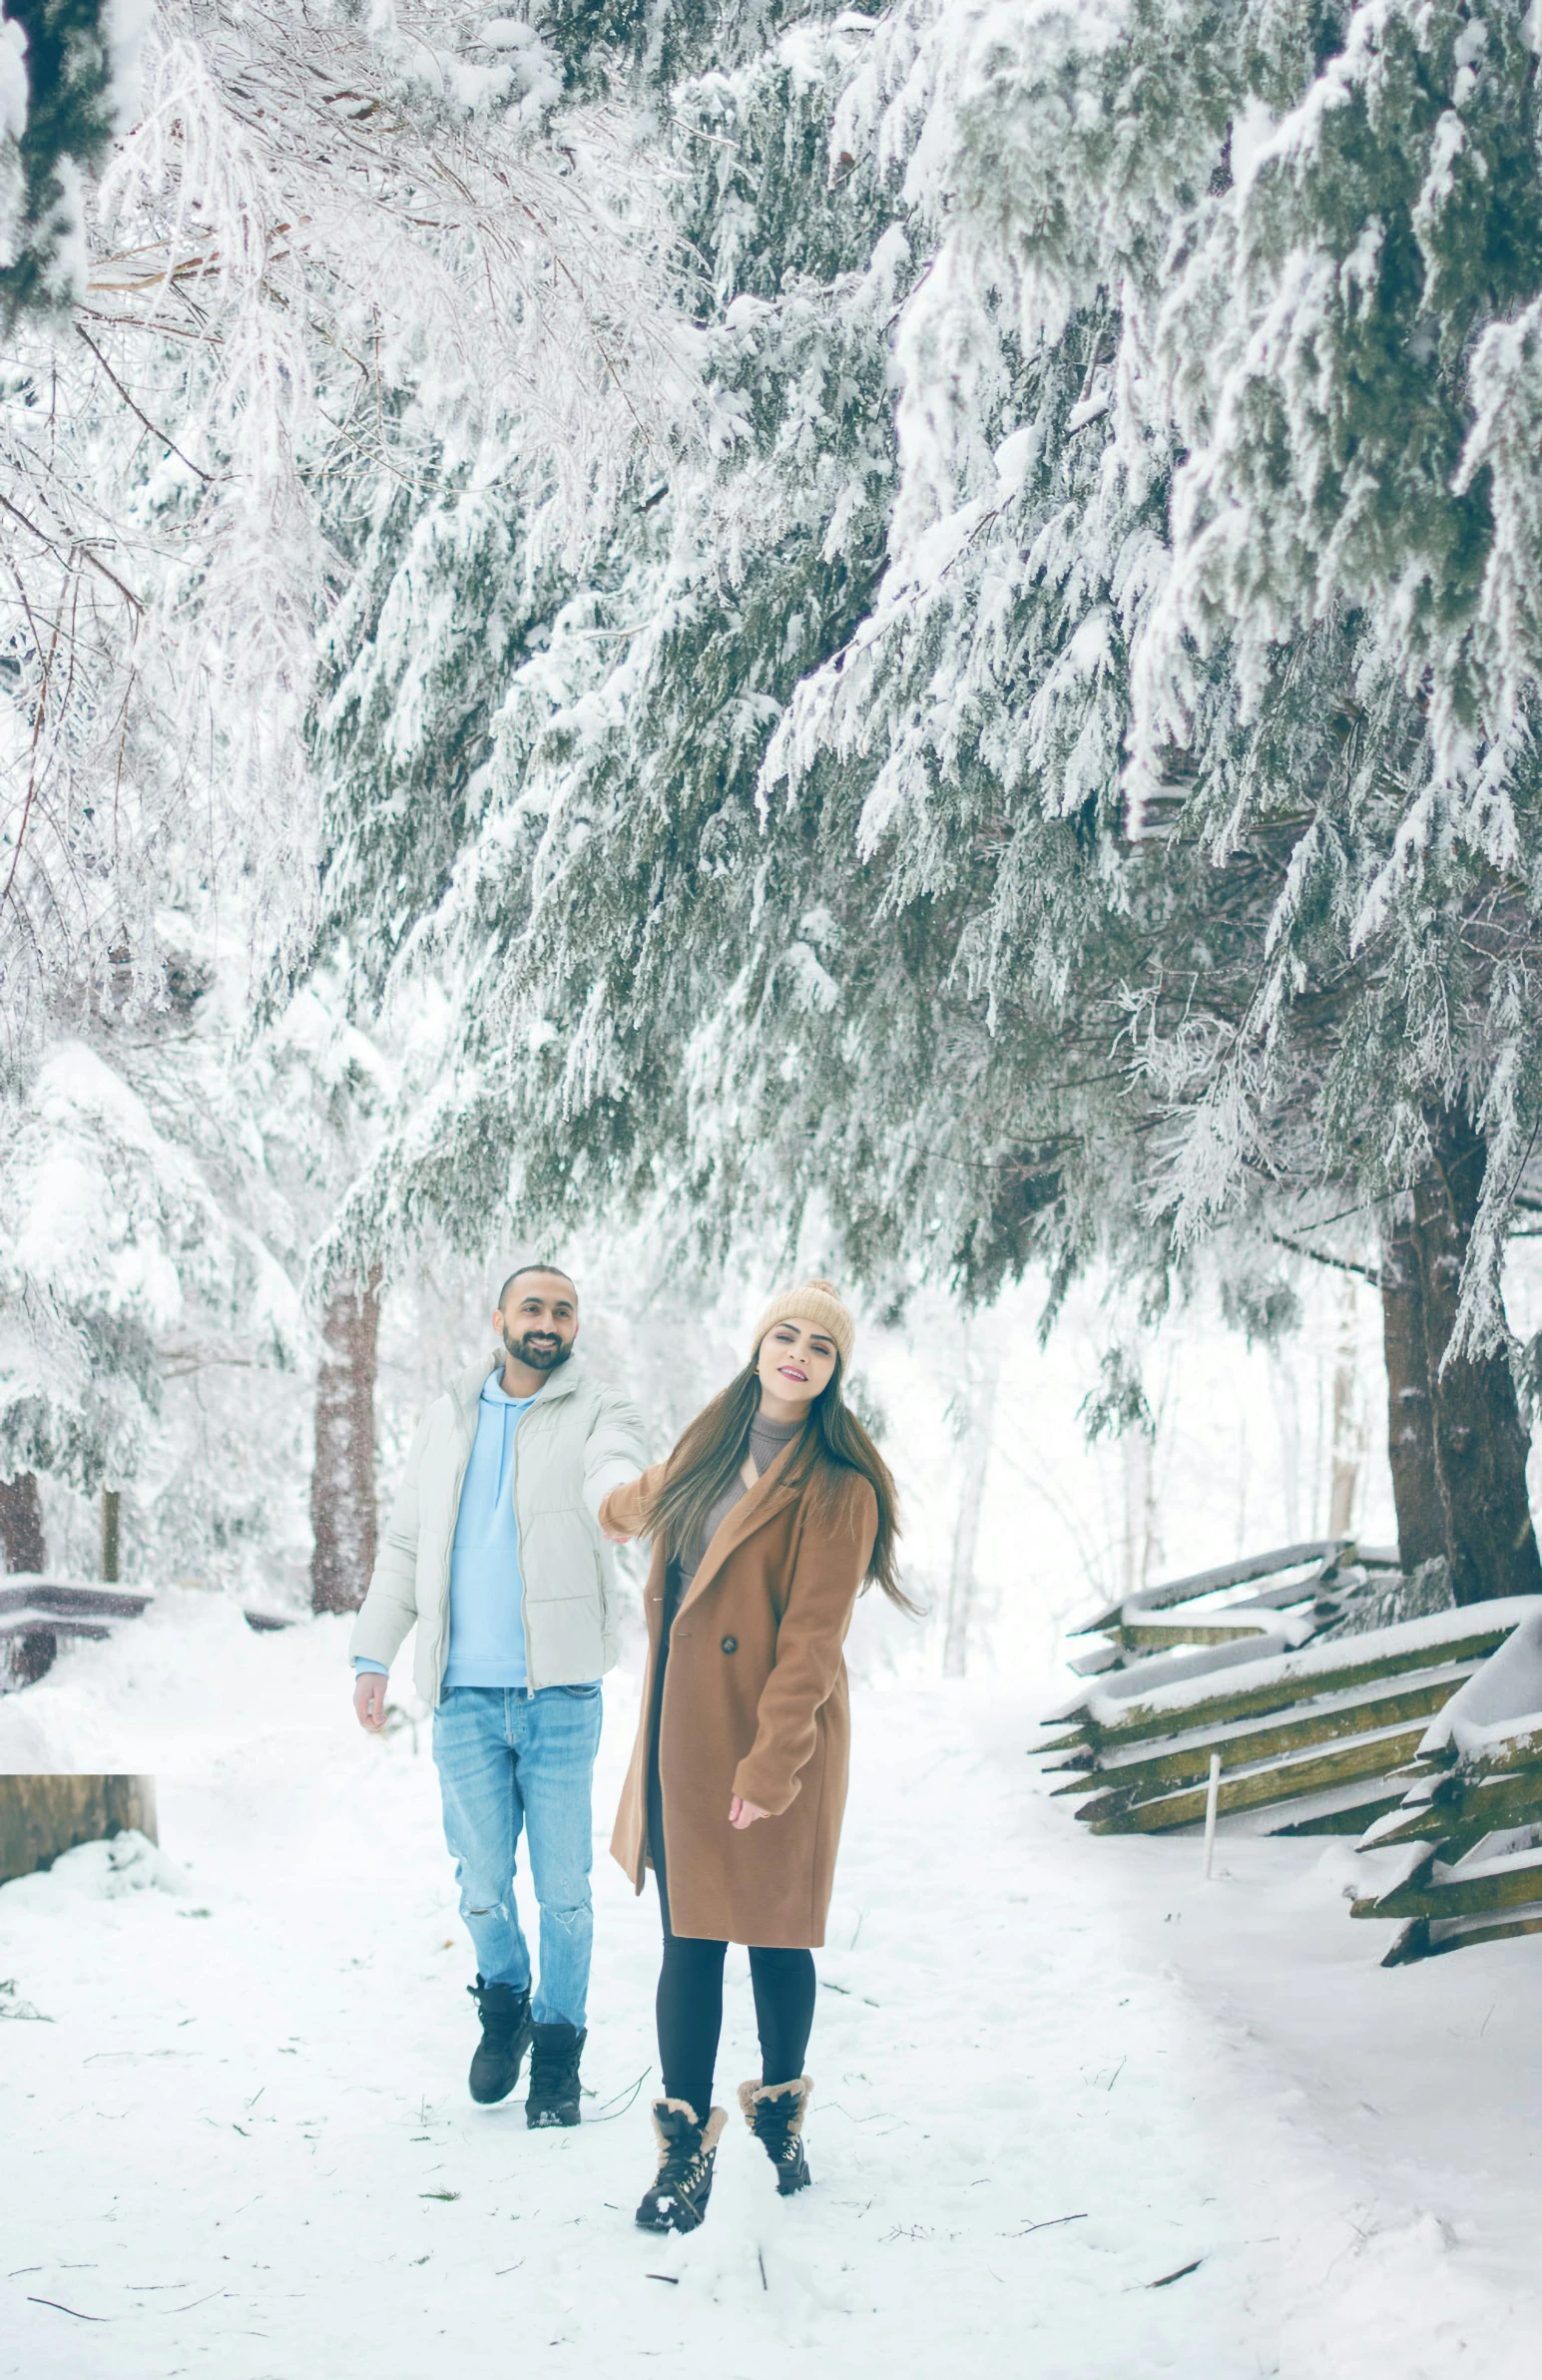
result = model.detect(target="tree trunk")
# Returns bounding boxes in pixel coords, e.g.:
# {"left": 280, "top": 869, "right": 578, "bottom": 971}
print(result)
{"left": 942, "top": 1336, "right": 999, "bottom": 1679}
{"left": 101, "top": 1489, "right": 122, "bottom": 1583}
{"left": 1379, "top": 1209, "right": 1445, "bottom": 1572}
{"left": 1409, "top": 1107, "right": 1541, "bottom": 1607}
{"left": 1326, "top": 1274, "right": 1364, "bottom": 1537}
{"left": 0, "top": 1474, "right": 45, "bottom": 1574}
{"left": 310, "top": 1272, "right": 382, "bottom": 1617}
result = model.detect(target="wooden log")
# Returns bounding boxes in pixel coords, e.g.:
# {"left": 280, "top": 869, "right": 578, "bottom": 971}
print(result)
{"left": 1220, "top": 1569, "right": 1348, "bottom": 1618}
{"left": 1452, "top": 1724, "right": 1542, "bottom": 1781}
{"left": 1121, "top": 1619, "right": 1284, "bottom": 1650}
{"left": 1077, "top": 1673, "right": 1467, "bottom": 1800}
{"left": 1353, "top": 1849, "right": 1542, "bottom": 1923}
{"left": 1070, "top": 1541, "right": 1347, "bottom": 1635}
{"left": 1085, "top": 1721, "right": 1431, "bottom": 1834}
{"left": 1071, "top": 1624, "right": 1515, "bottom": 1748}
{"left": 1268, "top": 1788, "right": 1409, "bottom": 1836}
{"left": 1067, "top": 1643, "right": 1123, "bottom": 1677}
{"left": 1375, "top": 1772, "right": 1542, "bottom": 1861}
{"left": 1384, "top": 1907, "right": 1542, "bottom": 1964}
{"left": 0, "top": 1582, "right": 153, "bottom": 1621}
{"left": 0, "top": 1775, "right": 158, "bottom": 1885}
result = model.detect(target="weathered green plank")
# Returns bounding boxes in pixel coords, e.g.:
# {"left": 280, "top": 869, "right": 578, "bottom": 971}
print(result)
{"left": 1076, "top": 1628, "right": 1512, "bottom": 1748}
{"left": 1070, "top": 1542, "right": 1345, "bottom": 1636}
{"left": 1084, "top": 1674, "right": 1464, "bottom": 1800}
{"left": 1454, "top": 1726, "right": 1542, "bottom": 1781}
{"left": 1120, "top": 1620, "right": 1284, "bottom": 1651}
{"left": 1384, "top": 1908, "right": 1542, "bottom": 1964}
{"left": 1354, "top": 1853, "right": 1542, "bottom": 1923}
{"left": 1366, "top": 1766, "right": 1542, "bottom": 1855}
{"left": 1086, "top": 1722, "right": 1430, "bottom": 1833}
{"left": 1268, "top": 1790, "right": 1408, "bottom": 1837}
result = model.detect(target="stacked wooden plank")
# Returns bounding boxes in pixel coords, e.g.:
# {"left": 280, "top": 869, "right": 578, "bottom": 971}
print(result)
{"left": 1039, "top": 1600, "right": 1538, "bottom": 1838}
{"left": 1063, "top": 1540, "right": 1391, "bottom": 1679}
{"left": 0, "top": 1579, "right": 155, "bottom": 1692}
{"left": 1350, "top": 1607, "right": 1542, "bottom": 1963}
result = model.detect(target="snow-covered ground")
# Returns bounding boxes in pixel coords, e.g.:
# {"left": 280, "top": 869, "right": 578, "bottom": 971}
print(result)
{"left": 3, "top": 1596, "right": 1539, "bottom": 2379}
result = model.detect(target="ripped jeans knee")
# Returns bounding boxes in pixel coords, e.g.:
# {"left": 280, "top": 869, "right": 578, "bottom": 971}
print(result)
{"left": 539, "top": 1899, "right": 591, "bottom": 1941}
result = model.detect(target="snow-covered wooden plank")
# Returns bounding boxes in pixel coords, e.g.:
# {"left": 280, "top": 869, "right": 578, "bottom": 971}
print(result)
{"left": 1081, "top": 1719, "right": 1432, "bottom": 1833}
{"left": 1065, "top": 1643, "right": 1123, "bottom": 1678}
{"left": 1353, "top": 1847, "right": 1542, "bottom": 1925}
{"left": 1069, "top": 1668, "right": 1477, "bottom": 1799}
{"left": 1121, "top": 1614, "right": 1302, "bottom": 1651}
{"left": 1414, "top": 1608, "right": 1542, "bottom": 1761}
{"left": 1263, "top": 1783, "right": 1409, "bottom": 1837}
{"left": 1051, "top": 1602, "right": 1538, "bottom": 1744}
{"left": 1382, "top": 1907, "right": 1542, "bottom": 1965}
{"left": 0, "top": 1609, "right": 118, "bottom": 1642}
{"left": 0, "top": 1579, "right": 154, "bottom": 1623}
{"left": 1068, "top": 1541, "right": 1346, "bottom": 1636}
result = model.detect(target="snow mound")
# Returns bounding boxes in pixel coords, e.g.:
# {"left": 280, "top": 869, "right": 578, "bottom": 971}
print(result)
{"left": 0, "top": 1827, "right": 186, "bottom": 1912}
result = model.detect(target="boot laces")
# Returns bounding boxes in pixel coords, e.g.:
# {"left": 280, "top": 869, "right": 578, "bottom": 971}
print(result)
{"left": 471, "top": 1986, "right": 525, "bottom": 2044}
{"left": 658, "top": 2122, "right": 710, "bottom": 2190}
{"left": 751, "top": 2096, "right": 800, "bottom": 2160}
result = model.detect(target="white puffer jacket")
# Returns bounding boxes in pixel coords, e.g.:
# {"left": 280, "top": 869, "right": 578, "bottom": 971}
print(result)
{"left": 350, "top": 1354, "right": 649, "bottom": 1703}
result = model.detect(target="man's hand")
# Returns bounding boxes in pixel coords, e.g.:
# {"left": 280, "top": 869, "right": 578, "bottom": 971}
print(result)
{"left": 728, "top": 1795, "right": 770, "bottom": 1830}
{"left": 353, "top": 1671, "right": 389, "bottom": 1732}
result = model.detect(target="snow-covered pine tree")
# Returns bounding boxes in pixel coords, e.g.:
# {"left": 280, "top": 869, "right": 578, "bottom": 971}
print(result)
{"left": 0, "top": 0, "right": 132, "bottom": 328}
{"left": 4, "top": 4, "right": 704, "bottom": 1563}
{"left": 0, "top": 975, "right": 300, "bottom": 1586}
{"left": 304, "top": 5, "right": 1542, "bottom": 1603}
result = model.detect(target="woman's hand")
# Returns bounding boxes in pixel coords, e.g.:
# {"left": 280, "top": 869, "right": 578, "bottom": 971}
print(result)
{"left": 728, "top": 1795, "right": 770, "bottom": 1829}
{"left": 601, "top": 1523, "right": 632, "bottom": 1543}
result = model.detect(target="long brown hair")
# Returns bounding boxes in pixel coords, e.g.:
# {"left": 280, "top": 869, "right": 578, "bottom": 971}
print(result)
{"left": 643, "top": 1355, "right": 913, "bottom": 1610}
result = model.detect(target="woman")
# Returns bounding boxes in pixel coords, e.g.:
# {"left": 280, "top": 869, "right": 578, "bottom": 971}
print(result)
{"left": 600, "top": 1278, "right": 907, "bottom": 2234}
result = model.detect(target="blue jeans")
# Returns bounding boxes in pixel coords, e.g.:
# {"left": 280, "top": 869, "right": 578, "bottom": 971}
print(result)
{"left": 432, "top": 1683, "right": 603, "bottom": 2029}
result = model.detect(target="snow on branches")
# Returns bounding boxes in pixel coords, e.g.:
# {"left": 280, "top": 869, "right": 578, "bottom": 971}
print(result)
{"left": 2, "top": 0, "right": 701, "bottom": 1072}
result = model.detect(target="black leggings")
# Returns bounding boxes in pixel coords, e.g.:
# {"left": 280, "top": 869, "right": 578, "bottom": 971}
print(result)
{"left": 649, "top": 1731, "right": 815, "bottom": 2121}
{"left": 656, "top": 1904, "right": 816, "bottom": 2125}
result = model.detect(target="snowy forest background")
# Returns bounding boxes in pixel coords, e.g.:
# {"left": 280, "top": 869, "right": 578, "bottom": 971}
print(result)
{"left": 9, "top": 0, "right": 1542, "bottom": 1677}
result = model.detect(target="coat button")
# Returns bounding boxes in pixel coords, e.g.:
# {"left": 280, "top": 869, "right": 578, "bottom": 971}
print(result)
{"left": 721, "top": 1636, "right": 738, "bottom": 1655}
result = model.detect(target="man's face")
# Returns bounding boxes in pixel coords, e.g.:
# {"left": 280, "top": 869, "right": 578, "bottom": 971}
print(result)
{"left": 494, "top": 1274, "right": 578, "bottom": 1371}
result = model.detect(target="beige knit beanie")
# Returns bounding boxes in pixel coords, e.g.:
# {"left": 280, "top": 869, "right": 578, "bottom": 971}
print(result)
{"left": 750, "top": 1277, "right": 855, "bottom": 1368}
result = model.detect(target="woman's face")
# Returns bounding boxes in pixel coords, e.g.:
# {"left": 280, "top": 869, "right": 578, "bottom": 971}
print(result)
{"left": 756, "top": 1317, "right": 838, "bottom": 1414}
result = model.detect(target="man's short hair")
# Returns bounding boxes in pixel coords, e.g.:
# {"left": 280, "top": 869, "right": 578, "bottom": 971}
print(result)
{"left": 497, "top": 1263, "right": 578, "bottom": 1311}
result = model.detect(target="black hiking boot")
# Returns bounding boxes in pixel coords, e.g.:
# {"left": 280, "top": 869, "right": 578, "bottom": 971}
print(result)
{"left": 739, "top": 2075, "right": 812, "bottom": 2195}
{"left": 634, "top": 2098, "right": 728, "bottom": 2233}
{"left": 466, "top": 1977, "right": 533, "bottom": 2106}
{"left": 526, "top": 2022, "right": 586, "bottom": 2129}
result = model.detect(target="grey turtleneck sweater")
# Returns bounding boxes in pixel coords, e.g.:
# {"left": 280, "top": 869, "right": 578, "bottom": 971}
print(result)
{"left": 668, "top": 1408, "right": 804, "bottom": 1620}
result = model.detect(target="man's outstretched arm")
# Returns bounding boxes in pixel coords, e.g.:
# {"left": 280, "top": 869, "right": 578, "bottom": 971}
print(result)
{"left": 581, "top": 1388, "right": 651, "bottom": 1521}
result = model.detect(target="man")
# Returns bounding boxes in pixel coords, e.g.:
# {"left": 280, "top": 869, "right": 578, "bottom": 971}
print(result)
{"left": 351, "top": 1266, "right": 647, "bottom": 2126}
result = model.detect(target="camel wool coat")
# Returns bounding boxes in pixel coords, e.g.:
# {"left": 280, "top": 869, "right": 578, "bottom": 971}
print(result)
{"left": 605, "top": 1439, "right": 877, "bottom": 1949}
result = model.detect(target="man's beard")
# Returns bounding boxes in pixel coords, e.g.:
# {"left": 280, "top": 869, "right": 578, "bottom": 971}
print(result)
{"left": 504, "top": 1328, "right": 572, "bottom": 1373}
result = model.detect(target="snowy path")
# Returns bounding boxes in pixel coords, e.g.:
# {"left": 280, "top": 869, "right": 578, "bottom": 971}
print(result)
{"left": 1, "top": 1598, "right": 1538, "bottom": 2378}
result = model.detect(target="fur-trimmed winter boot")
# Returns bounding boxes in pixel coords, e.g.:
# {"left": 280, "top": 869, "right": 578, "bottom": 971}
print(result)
{"left": 634, "top": 2098, "right": 729, "bottom": 2232}
{"left": 526, "top": 2022, "right": 586, "bottom": 2129}
{"left": 466, "top": 1977, "right": 533, "bottom": 2106}
{"left": 738, "top": 2075, "right": 812, "bottom": 2195}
